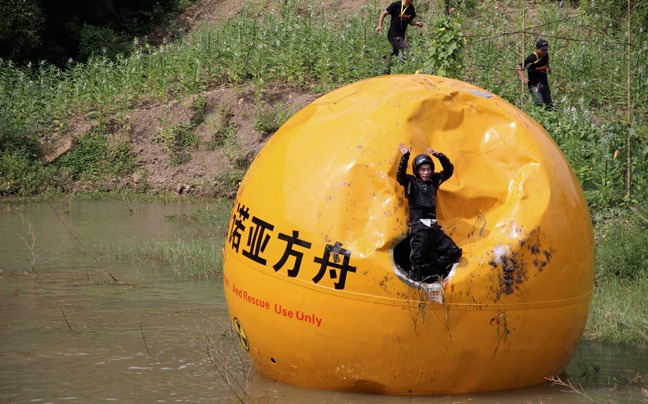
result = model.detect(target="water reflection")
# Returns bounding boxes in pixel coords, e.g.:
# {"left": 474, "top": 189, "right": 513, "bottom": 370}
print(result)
{"left": 0, "top": 199, "right": 646, "bottom": 403}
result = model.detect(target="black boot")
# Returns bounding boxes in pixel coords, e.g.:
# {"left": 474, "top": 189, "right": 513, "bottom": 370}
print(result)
{"left": 420, "top": 264, "right": 443, "bottom": 283}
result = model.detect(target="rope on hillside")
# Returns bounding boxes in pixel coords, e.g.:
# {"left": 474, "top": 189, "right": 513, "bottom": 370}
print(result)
{"left": 460, "top": 11, "right": 592, "bottom": 39}
{"left": 453, "top": 10, "right": 642, "bottom": 49}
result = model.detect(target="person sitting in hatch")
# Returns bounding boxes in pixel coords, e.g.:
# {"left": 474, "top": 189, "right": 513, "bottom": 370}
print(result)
{"left": 396, "top": 142, "right": 462, "bottom": 282}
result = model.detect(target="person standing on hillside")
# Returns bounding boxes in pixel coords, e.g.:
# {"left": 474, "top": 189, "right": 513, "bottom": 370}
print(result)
{"left": 516, "top": 39, "right": 553, "bottom": 110}
{"left": 375, "top": 0, "right": 424, "bottom": 71}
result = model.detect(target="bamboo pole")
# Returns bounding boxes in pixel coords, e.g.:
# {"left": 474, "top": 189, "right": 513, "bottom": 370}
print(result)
{"left": 522, "top": 2, "right": 526, "bottom": 95}
{"left": 626, "top": 0, "right": 632, "bottom": 199}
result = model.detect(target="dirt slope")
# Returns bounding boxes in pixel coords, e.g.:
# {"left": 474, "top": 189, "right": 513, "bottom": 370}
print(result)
{"left": 60, "top": 0, "right": 386, "bottom": 196}
{"left": 116, "top": 83, "right": 319, "bottom": 196}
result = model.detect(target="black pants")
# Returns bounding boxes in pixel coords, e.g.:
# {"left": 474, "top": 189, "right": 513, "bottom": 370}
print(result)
{"left": 386, "top": 36, "right": 410, "bottom": 70}
{"left": 409, "top": 222, "right": 461, "bottom": 281}
{"left": 528, "top": 83, "right": 553, "bottom": 110}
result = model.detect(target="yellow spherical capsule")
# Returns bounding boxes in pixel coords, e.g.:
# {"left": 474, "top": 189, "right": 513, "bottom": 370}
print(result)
{"left": 223, "top": 74, "right": 594, "bottom": 395}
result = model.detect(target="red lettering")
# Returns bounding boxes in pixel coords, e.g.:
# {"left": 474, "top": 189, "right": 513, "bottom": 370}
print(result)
{"left": 233, "top": 286, "right": 270, "bottom": 310}
{"left": 272, "top": 304, "right": 323, "bottom": 327}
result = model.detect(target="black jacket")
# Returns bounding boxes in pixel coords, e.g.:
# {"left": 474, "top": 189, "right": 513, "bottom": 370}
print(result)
{"left": 396, "top": 151, "right": 454, "bottom": 221}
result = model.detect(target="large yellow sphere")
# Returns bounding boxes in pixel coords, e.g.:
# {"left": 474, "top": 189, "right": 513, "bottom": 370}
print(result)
{"left": 223, "top": 75, "right": 594, "bottom": 394}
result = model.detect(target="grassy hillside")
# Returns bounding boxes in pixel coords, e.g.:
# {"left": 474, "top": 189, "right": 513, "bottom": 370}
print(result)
{"left": 2, "top": 0, "right": 647, "bottom": 205}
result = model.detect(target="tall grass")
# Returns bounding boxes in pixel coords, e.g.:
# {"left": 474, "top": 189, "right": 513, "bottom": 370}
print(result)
{"left": 585, "top": 213, "right": 648, "bottom": 346}
{"left": 108, "top": 237, "right": 224, "bottom": 278}
{"left": 595, "top": 216, "right": 648, "bottom": 283}
{"left": 0, "top": 2, "right": 385, "bottom": 131}
{"left": 586, "top": 277, "right": 648, "bottom": 345}
{"left": 101, "top": 201, "right": 231, "bottom": 279}
{"left": 3, "top": 1, "right": 647, "bottom": 122}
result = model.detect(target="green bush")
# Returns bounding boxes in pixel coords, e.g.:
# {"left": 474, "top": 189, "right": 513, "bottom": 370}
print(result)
{"left": 0, "top": 105, "right": 57, "bottom": 195}
{"left": 153, "top": 120, "right": 199, "bottom": 164}
{"left": 528, "top": 107, "right": 639, "bottom": 214}
{"left": 254, "top": 102, "right": 294, "bottom": 136}
{"left": 55, "top": 128, "right": 107, "bottom": 179}
{"left": 107, "top": 138, "right": 138, "bottom": 175}
{"left": 0, "top": 106, "right": 41, "bottom": 159}
{"left": 212, "top": 167, "right": 246, "bottom": 197}
{"left": 78, "top": 24, "right": 130, "bottom": 61}
{"left": 0, "top": 151, "right": 34, "bottom": 195}
{"left": 0, "top": 0, "right": 45, "bottom": 61}
{"left": 596, "top": 217, "right": 648, "bottom": 283}
{"left": 207, "top": 106, "right": 238, "bottom": 151}
{"left": 0, "top": 151, "right": 62, "bottom": 195}
{"left": 421, "top": 16, "right": 467, "bottom": 79}
{"left": 586, "top": 276, "right": 648, "bottom": 345}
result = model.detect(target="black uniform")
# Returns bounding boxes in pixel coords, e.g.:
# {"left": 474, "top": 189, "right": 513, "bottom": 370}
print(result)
{"left": 521, "top": 51, "right": 553, "bottom": 109}
{"left": 386, "top": 1, "right": 416, "bottom": 39}
{"left": 396, "top": 151, "right": 462, "bottom": 282}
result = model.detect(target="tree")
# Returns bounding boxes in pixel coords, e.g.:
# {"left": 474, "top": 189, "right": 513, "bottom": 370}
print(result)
{"left": 0, "top": 0, "right": 46, "bottom": 62}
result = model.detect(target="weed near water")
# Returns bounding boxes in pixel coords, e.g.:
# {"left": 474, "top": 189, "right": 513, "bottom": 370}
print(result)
{"left": 181, "top": 199, "right": 233, "bottom": 224}
{"left": 212, "top": 166, "right": 247, "bottom": 199}
{"left": 595, "top": 215, "right": 648, "bottom": 283}
{"left": 102, "top": 201, "right": 232, "bottom": 278}
{"left": 109, "top": 237, "right": 224, "bottom": 278}
{"left": 197, "top": 317, "right": 280, "bottom": 404}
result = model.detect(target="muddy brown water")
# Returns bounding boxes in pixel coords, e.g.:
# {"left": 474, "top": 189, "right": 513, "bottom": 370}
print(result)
{"left": 1, "top": 199, "right": 647, "bottom": 403}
